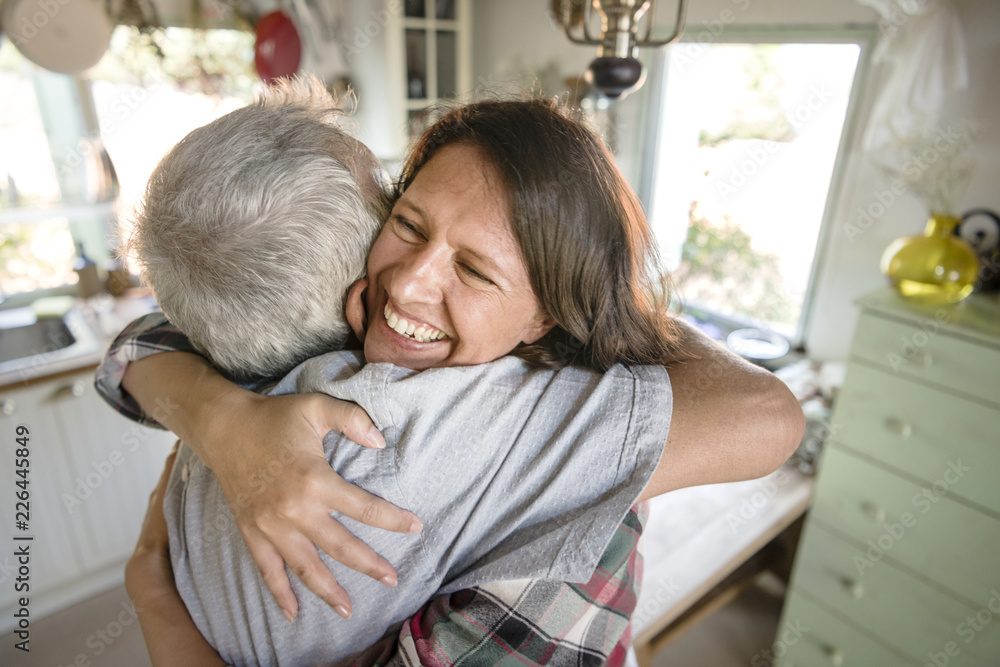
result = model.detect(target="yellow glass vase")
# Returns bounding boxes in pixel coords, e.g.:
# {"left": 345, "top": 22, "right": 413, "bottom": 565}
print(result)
{"left": 880, "top": 213, "right": 980, "bottom": 305}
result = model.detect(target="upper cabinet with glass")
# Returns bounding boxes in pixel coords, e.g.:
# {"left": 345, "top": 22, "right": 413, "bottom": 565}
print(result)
{"left": 344, "top": 0, "right": 470, "bottom": 165}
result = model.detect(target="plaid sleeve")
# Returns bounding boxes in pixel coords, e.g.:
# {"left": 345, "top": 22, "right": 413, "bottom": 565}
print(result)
{"left": 343, "top": 503, "right": 648, "bottom": 667}
{"left": 93, "top": 312, "right": 201, "bottom": 428}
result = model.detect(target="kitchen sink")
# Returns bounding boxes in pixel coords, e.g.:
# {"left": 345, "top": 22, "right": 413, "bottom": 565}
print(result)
{"left": 0, "top": 315, "right": 77, "bottom": 363}
{"left": 0, "top": 306, "right": 101, "bottom": 378}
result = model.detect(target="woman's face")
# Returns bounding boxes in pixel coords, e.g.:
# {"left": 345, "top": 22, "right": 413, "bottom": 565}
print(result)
{"left": 363, "top": 144, "right": 553, "bottom": 370}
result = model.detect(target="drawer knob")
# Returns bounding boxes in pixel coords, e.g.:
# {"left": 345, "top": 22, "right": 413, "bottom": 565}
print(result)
{"left": 904, "top": 348, "right": 933, "bottom": 368}
{"left": 842, "top": 578, "right": 864, "bottom": 599}
{"left": 823, "top": 646, "right": 844, "bottom": 665}
{"left": 861, "top": 502, "right": 886, "bottom": 523}
{"left": 0, "top": 400, "right": 14, "bottom": 416}
{"left": 50, "top": 381, "right": 86, "bottom": 401}
{"left": 885, "top": 417, "right": 912, "bottom": 438}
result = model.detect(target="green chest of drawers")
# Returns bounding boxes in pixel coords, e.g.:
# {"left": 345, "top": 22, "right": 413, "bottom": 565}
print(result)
{"left": 776, "top": 289, "right": 1000, "bottom": 667}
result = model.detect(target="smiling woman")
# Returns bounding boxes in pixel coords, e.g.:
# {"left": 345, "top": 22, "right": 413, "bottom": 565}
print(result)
{"left": 363, "top": 144, "right": 554, "bottom": 369}
{"left": 395, "top": 99, "right": 682, "bottom": 372}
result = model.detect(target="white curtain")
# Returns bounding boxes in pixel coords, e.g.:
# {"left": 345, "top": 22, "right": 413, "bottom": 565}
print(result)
{"left": 856, "top": 0, "right": 968, "bottom": 152}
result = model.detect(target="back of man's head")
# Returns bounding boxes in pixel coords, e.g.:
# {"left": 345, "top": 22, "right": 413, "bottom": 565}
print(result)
{"left": 127, "top": 75, "right": 390, "bottom": 379}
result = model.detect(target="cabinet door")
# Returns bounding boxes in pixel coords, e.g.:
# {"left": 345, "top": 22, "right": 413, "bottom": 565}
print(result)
{"left": 776, "top": 592, "right": 918, "bottom": 666}
{"left": 0, "top": 370, "right": 176, "bottom": 621}
{"left": 0, "top": 379, "right": 85, "bottom": 602}
{"left": 831, "top": 362, "right": 1000, "bottom": 515}
{"left": 811, "top": 444, "right": 1000, "bottom": 609}
{"left": 50, "top": 373, "right": 175, "bottom": 571}
{"left": 851, "top": 312, "right": 1000, "bottom": 405}
{"left": 790, "top": 523, "right": 1000, "bottom": 666}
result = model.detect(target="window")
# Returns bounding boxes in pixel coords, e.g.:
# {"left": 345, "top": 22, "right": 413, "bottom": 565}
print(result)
{"left": 643, "top": 33, "right": 870, "bottom": 344}
{"left": 0, "top": 26, "right": 254, "bottom": 299}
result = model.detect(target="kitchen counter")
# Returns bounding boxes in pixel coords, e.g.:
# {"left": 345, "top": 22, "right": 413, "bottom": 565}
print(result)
{"left": 0, "top": 291, "right": 160, "bottom": 391}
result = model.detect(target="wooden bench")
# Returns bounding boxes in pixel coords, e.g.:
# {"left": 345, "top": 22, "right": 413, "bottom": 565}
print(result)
{"left": 631, "top": 465, "right": 814, "bottom": 665}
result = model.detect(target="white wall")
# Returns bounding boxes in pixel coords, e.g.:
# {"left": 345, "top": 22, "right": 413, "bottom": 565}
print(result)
{"left": 471, "top": 0, "right": 878, "bottom": 86}
{"left": 808, "top": 0, "right": 1000, "bottom": 360}
{"left": 471, "top": 0, "right": 999, "bottom": 361}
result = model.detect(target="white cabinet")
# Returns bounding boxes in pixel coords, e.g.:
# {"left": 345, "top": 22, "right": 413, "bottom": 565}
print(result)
{"left": 344, "top": 0, "right": 472, "bottom": 163}
{"left": 0, "top": 369, "right": 176, "bottom": 627}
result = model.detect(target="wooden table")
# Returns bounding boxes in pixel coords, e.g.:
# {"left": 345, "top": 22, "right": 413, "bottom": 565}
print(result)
{"left": 631, "top": 465, "right": 814, "bottom": 665}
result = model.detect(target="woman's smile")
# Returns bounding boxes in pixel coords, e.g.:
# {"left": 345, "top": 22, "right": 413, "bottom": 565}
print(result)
{"left": 382, "top": 301, "right": 448, "bottom": 343}
{"left": 362, "top": 144, "right": 553, "bottom": 370}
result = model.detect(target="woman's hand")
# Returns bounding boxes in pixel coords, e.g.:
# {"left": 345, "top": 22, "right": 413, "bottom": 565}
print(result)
{"left": 123, "top": 352, "right": 422, "bottom": 621}
{"left": 204, "top": 389, "right": 423, "bottom": 621}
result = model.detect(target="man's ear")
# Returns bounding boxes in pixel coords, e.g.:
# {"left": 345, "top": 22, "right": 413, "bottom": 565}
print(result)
{"left": 521, "top": 312, "right": 556, "bottom": 345}
{"left": 345, "top": 277, "right": 368, "bottom": 342}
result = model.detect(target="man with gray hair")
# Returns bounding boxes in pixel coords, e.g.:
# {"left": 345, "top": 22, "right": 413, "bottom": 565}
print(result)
{"left": 128, "top": 75, "right": 390, "bottom": 380}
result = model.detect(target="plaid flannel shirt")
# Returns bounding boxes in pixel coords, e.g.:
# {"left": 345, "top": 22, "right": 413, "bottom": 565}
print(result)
{"left": 95, "top": 312, "right": 646, "bottom": 666}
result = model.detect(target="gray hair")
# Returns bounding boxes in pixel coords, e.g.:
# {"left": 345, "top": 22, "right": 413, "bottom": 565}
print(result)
{"left": 126, "top": 75, "right": 390, "bottom": 379}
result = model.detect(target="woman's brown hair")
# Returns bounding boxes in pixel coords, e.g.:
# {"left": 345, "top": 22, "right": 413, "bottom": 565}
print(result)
{"left": 399, "top": 97, "right": 681, "bottom": 371}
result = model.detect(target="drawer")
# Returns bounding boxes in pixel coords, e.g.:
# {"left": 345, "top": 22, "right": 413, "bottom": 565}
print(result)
{"left": 811, "top": 444, "right": 1000, "bottom": 606}
{"left": 775, "top": 591, "right": 917, "bottom": 666}
{"left": 851, "top": 311, "right": 1000, "bottom": 408}
{"left": 831, "top": 362, "right": 1000, "bottom": 516}
{"left": 789, "top": 523, "right": 1000, "bottom": 666}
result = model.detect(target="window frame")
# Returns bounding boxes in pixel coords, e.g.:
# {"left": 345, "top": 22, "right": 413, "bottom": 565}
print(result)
{"left": 637, "top": 25, "right": 877, "bottom": 349}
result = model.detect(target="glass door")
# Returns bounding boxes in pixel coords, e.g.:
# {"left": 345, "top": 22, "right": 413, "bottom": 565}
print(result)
{"left": 403, "top": 0, "right": 461, "bottom": 144}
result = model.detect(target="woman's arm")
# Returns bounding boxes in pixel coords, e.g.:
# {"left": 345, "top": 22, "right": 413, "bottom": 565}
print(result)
{"left": 639, "top": 318, "right": 804, "bottom": 500}
{"left": 126, "top": 447, "right": 227, "bottom": 667}
{"left": 122, "top": 351, "right": 421, "bottom": 620}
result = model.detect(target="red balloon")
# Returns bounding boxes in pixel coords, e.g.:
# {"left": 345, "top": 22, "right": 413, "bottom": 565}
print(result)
{"left": 255, "top": 11, "right": 302, "bottom": 85}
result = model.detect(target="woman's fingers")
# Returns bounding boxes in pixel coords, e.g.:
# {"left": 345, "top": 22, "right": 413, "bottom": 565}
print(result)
{"left": 323, "top": 474, "right": 423, "bottom": 536}
{"left": 242, "top": 531, "right": 300, "bottom": 621}
{"left": 273, "top": 533, "right": 353, "bottom": 619}
{"left": 265, "top": 461, "right": 415, "bottom": 577}
{"left": 317, "top": 398, "right": 386, "bottom": 450}
{"left": 300, "top": 507, "right": 400, "bottom": 587}
{"left": 240, "top": 461, "right": 414, "bottom": 620}
{"left": 242, "top": 517, "right": 359, "bottom": 622}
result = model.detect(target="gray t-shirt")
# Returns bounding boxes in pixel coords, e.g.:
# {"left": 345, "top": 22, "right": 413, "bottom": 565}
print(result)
{"left": 165, "top": 351, "right": 672, "bottom": 666}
